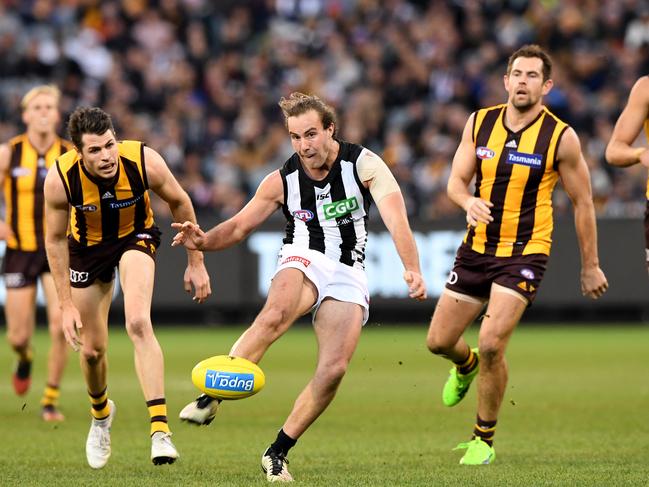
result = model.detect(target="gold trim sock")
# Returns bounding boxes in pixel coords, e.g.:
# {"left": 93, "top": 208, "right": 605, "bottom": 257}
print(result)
{"left": 41, "top": 384, "right": 60, "bottom": 408}
{"left": 455, "top": 347, "right": 478, "bottom": 375}
{"left": 89, "top": 387, "right": 110, "bottom": 420}
{"left": 473, "top": 415, "right": 497, "bottom": 446}
{"left": 147, "top": 398, "right": 170, "bottom": 435}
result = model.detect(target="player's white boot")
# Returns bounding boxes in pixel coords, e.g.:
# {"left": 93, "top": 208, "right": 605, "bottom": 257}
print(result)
{"left": 261, "top": 447, "right": 293, "bottom": 482}
{"left": 151, "top": 431, "right": 179, "bottom": 465}
{"left": 86, "top": 400, "right": 116, "bottom": 469}
{"left": 179, "top": 394, "right": 219, "bottom": 425}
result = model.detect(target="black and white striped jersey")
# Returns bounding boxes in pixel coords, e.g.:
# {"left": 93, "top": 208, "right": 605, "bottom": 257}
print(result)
{"left": 279, "top": 141, "right": 373, "bottom": 269}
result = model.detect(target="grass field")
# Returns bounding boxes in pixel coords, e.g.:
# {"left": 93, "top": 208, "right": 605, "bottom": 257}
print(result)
{"left": 1, "top": 323, "right": 648, "bottom": 486}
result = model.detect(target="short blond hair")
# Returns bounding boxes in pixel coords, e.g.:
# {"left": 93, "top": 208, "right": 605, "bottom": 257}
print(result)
{"left": 20, "top": 85, "right": 61, "bottom": 112}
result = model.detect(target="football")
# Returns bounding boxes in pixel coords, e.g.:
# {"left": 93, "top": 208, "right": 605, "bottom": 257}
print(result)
{"left": 191, "top": 355, "right": 265, "bottom": 400}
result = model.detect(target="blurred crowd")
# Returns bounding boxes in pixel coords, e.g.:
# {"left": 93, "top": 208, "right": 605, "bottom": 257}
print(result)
{"left": 1, "top": 0, "right": 649, "bottom": 221}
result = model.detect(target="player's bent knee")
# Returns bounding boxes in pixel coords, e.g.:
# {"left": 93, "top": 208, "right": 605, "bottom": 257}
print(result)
{"left": 316, "top": 362, "right": 348, "bottom": 387}
{"left": 125, "top": 316, "right": 153, "bottom": 340}
{"left": 254, "top": 306, "right": 290, "bottom": 336}
{"left": 476, "top": 343, "right": 505, "bottom": 366}
{"left": 7, "top": 332, "right": 30, "bottom": 351}
{"left": 426, "top": 336, "right": 455, "bottom": 356}
{"left": 81, "top": 346, "right": 106, "bottom": 365}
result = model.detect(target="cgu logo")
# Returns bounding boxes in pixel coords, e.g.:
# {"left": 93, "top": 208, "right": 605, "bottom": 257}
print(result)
{"left": 323, "top": 196, "right": 359, "bottom": 220}
{"left": 205, "top": 370, "right": 254, "bottom": 391}
{"left": 476, "top": 146, "right": 495, "bottom": 160}
{"left": 293, "top": 209, "right": 314, "bottom": 222}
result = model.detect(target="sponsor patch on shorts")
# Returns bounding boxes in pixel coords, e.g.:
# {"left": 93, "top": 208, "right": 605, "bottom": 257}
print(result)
{"left": 4, "top": 273, "right": 25, "bottom": 288}
{"left": 281, "top": 256, "right": 311, "bottom": 267}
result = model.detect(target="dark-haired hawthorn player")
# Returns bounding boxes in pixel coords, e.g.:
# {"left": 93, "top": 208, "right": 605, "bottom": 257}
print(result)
{"left": 44, "top": 106, "right": 210, "bottom": 468}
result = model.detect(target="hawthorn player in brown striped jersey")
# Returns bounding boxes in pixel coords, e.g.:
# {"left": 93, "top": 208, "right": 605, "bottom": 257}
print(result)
{"left": 0, "top": 85, "right": 73, "bottom": 421}
{"left": 605, "top": 76, "right": 649, "bottom": 270}
{"left": 425, "top": 45, "right": 608, "bottom": 465}
{"left": 44, "top": 107, "right": 211, "bottom": 468}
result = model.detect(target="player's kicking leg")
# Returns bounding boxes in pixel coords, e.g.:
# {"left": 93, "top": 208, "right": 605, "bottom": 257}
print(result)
{"left": 180, "top": 268, "right": 315, "bottom": 427}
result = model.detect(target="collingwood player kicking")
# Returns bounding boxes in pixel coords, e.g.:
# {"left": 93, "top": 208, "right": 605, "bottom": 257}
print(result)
{"left": 172, "top": 92, "right": 427, "bottom": 483}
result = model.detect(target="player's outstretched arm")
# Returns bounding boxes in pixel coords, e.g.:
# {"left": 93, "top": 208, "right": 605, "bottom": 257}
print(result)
{"left": 172, "top": 170, "right": 283, "bottom": 251}
{"left": 44, "top": 165, "right": 84, "bottom": 351}
{"left": 144, "top": 146, "right": 211, "bottom": 303}
{"left": 606, "top": 76, "right": 649, "bottom": 167}
{"left": 357, "top": 150, "right": 426, "bottom": 301}
{"left": 376, "top": 191, "right": 427, "bottom": 301}
{"left": 447, "top": 114, "right": 493, "bottom": 227}
{"left": 557, "top": 128, "right": 608, "bottom": 299}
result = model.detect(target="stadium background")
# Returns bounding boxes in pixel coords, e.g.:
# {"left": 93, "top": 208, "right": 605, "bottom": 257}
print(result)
{"left": 1, "top": 0, "right": 649, "bottom": 322}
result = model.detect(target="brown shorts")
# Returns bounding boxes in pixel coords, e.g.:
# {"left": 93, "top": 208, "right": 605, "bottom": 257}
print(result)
{"left": 68, "top": 227, "right": 161, "bottom": 288}
{"left": 2, "top": 248, "right": 49, "bottom": 288}
{"left": 445, "top": 243, "right": 548, "bottom": 304}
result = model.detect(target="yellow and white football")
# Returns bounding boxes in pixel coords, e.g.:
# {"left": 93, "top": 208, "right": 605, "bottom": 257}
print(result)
{"left": 191, "top": 355, "right": 265, "bottom": 400}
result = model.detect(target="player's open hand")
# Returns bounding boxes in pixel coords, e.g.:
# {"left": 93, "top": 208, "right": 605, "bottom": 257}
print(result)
{"left": 61, "top": 304, "right": 83, "bottom": 352}
{"left": 581, "top": 266, "right": 608, "bottom": 299}
{"left": 171, "top": 221, "right": 205, "bottom": 250}
{"left": 184, "top": 261, "right": 211, "bottom": 304}
{"left": 464, "top": 197, "right": 493, "bottom": 227}
{"left": 404, "top": 270, "right": 427, "bottom": 301}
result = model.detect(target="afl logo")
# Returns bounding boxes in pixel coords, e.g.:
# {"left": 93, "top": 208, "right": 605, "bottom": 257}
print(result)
{"left": 520, "top": 268, "right": 535, "bottom": 280}
{"left": 293, "top": 209, "right": 314, "bottom": 222}
{"left": 476, "top": 146, "right": 495, "bottom": 160}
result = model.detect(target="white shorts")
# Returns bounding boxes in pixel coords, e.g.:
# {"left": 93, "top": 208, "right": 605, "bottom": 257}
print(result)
{"left": 274, "top": 244, "right": 370, "bottom": 325}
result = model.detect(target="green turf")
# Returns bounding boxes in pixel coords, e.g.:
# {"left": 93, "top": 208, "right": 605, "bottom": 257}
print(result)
{"left": 1, "top": 324, "right": 648, "bottom": 486}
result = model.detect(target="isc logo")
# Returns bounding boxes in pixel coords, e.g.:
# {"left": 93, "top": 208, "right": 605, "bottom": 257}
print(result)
{"left": 205, "top": 370, "right": 254, "bottom": 392}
